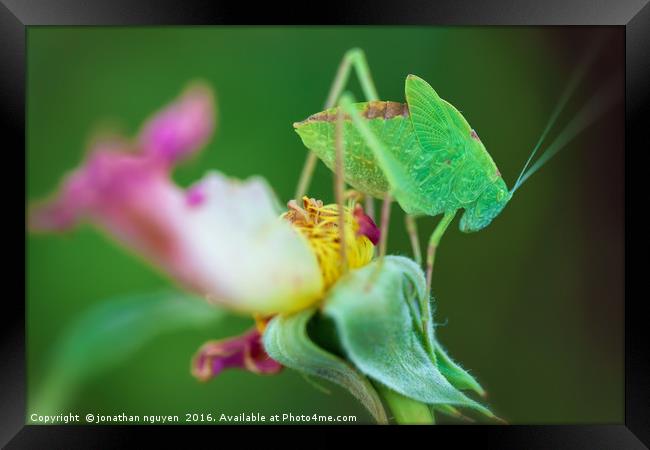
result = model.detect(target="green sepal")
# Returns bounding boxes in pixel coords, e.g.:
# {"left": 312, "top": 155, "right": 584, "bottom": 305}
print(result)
{"left": 322, "top": 256, "right": 494, "bottom": 418}
{"left": 434, "top": 339, "right": 486, "bottom": 397}
{"left": 263, "top": 308, "right": 388, "bottom": 424}
{"left": 395, "top": 255, "right": 485, "bottom": 398}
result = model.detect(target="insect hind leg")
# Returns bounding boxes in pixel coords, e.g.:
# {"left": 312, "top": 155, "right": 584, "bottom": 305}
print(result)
{"left": 295, "top": 49, "right": 379, "bottom": 200}
{"left": 324, "top": 48, "right": 379, "bottom": 110}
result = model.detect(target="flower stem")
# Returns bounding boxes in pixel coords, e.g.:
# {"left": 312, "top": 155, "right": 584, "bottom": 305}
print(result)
{"left": 374, "top": 383, "right": 435, "bottom": 425}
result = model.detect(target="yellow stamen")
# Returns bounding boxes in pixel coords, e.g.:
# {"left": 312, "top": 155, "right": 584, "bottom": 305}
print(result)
{"left": 283, "top": 197, "right": 374, "bottom": 289}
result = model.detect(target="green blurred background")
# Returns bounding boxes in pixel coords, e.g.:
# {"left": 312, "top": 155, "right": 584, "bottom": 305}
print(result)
{"left": 26, "top": 27, "right": 624, "bottom": 424}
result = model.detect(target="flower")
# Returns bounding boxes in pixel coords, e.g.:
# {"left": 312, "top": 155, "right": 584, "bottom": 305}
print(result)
{"left": 29, "top": 82, "right": 382, "bottom": 382}
{"left": 190, "top": 196, "right": 379, "bottom": 381}
{"left": 28, "top": 83, "right": 323, "bottom": 316}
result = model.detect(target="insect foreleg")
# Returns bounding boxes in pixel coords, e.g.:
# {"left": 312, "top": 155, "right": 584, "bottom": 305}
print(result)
{"left": 364, "top": 196, "right": 375, "bottom": 222}
{"left": 378, "top": 193, "right": 392, "bottom": 258}
{"left": 294, "top": 151, "right": 319, "bottom": 202}
{"left": 405, "top": 215, "right": 422, "bottom": 265}
{"left": 295, "top": 49, "right": 379, "bottom": 200}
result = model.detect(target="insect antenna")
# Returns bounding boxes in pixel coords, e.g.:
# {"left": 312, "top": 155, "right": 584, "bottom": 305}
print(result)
{"left": 513, "top": 74, "right": 620, "bottom": 191}
{"left": 511, "top": 36, "right": 608, "bottom": 194}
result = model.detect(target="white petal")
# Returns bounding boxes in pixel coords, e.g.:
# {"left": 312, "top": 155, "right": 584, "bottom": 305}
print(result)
{"left": 180, "top": 171, "right": 323, "bottom": 314}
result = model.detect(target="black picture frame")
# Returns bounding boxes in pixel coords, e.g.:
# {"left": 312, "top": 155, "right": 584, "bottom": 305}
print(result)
{"left": 3, "top": 0, "right": 646, "bottom": 447}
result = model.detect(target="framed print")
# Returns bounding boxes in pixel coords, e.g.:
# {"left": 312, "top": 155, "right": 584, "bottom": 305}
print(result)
{"left": 2, "top": 0, "right": 646, "bottom": 447}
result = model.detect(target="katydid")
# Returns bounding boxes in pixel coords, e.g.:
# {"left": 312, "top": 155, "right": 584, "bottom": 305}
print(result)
{"left": 293, "top": 47, "right": 614, "bottom": 295}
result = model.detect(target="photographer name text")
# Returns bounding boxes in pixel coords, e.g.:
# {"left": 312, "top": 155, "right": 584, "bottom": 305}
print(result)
{"left": 29, "top": 412, "right": 357, "bottom": 424}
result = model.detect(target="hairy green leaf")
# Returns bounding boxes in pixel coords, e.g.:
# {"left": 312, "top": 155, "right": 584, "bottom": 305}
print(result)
{"left": 323, "top": 256, "right": 493, "bottom": 418}
{"left": 377, "top": 257, "right": 486, "bottom": 398}
{"left": 263, "top": 308, "right": 388, "bottom": 424}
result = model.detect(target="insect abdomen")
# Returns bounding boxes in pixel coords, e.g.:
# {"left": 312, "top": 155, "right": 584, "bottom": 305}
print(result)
{"left": 294, "top": 101, "right": 417, "bottom": 198}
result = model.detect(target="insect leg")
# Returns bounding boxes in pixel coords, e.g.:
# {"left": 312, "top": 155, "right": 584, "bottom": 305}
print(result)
{"left": 405, "top": 214, "right": 422, "bottom": 265}
{"left": 364, "top": 196, "right": 375, "bottom": 222}
{"left": 324, "top": 48, "right": 379, "bottom": 109}
{"left": 295, "top": 49, "right": 379, "bottom": 200}
{"left": 417, "top": 210, "right": 457, "bottom": 349}
{"left": 294, "top": 150, "right": 319, "bottom": 201}
{"left": 425, "top": 210, "right": 457, "bottom": 294}
{"left": 378, "top": 193, "right": 392, "bottom": 258}
{"left": 334, "top": 108, "right": 348, "bottom": 272}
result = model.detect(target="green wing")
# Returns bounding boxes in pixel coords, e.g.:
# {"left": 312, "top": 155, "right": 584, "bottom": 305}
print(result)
{"left": 405, "top": 74, "right": 458, "bottom": 151}
{"left": 405, "top": 75, "right": 496, "bottom": 206}
{"left": 441, "top": 99, "right": 472, "bottom": 135}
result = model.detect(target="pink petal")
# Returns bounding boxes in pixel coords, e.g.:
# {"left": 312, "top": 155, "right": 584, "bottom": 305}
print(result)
{"left": 138, "top": 83, "right": 215, "bottom": 164}
{"left": 30, "top": 142, "right": 187, "bottom": 270}
{"left": 192, "top": 328, "right": 282, "bottom": 381}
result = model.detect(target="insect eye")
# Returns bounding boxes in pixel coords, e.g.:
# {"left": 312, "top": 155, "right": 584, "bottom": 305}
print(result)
{"left": 496, "top": 190, "right": 505, "bottom": 202}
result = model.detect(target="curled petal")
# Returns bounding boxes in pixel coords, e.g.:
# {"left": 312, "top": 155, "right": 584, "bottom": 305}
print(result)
{"left": 139, "top": 83, "right": 215, "bottom": 164}
{"left": 353, "top": 204, "right": 380, "bottom": 245}
{"left": 192, "top": 328, "right": 282, "bottom": 381}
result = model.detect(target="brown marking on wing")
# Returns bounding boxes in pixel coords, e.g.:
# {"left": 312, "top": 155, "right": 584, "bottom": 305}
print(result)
{"left": 364, "top": 101, "right": 387, "bottom": 119}
{"left": 389, "top": 101, "right": 409, "bottom": 118}
{"left": 364, "top": 101, "right": 409, "bottom": 120}
{"left": 293, "top": 101, "right": 409, "bottom": 128}
{"left": 293, "top": 110, "right": 350, "bottom": 127}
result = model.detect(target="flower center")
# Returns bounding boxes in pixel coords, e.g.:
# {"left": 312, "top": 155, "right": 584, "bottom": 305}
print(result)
{"left": 283, "top": 197, "right": 379, "bottom": 289}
